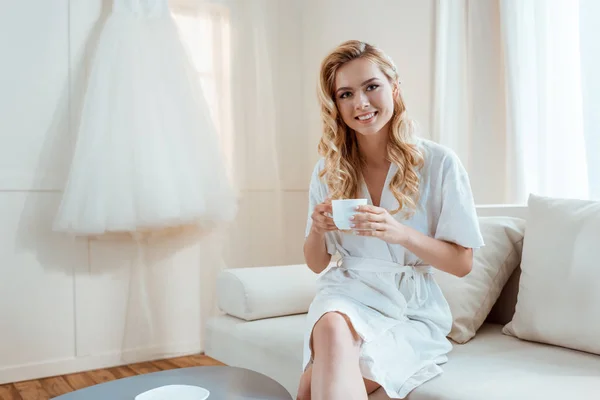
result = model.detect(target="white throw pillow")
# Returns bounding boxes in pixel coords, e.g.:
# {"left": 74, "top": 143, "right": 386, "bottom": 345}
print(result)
{"left": 503, "top": 194, "right": 600, "bottom": 355}
{"left": 435, "top": 216, "right": 525, "bottom": 344}
{"left": 216, "top": 264, "right": 318, "bottom": 321}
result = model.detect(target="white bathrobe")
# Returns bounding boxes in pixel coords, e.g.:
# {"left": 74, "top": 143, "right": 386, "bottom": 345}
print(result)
{"left": 303, "top": 138, "right": 485, "bottom": 399}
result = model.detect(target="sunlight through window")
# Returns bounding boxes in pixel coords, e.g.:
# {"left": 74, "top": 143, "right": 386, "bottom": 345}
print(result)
{"left": 171, "top": 3, "right": 234, "bottom": 179}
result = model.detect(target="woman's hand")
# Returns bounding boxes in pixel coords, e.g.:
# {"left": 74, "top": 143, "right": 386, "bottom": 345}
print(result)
{"left": 350, "top": 205, "right": 409, "bottom": 245}
{"left": 310, "top": 198, "right": 337, "bottom": 236}
{"left": 351, "top": 205, "right": 473, "bottom": 277}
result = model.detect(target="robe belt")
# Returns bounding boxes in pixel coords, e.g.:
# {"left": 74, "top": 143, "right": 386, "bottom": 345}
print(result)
{"left": 335, "top": 256, "right": 434, "bottom": 306}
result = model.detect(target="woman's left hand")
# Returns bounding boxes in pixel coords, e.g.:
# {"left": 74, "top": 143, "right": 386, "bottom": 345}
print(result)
{"left": 350, "top": 205, "right": 410, "bottom": 245}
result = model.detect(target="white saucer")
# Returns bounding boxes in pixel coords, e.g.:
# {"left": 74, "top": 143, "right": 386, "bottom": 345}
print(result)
{"left": 135, "top": 384, "right": 210, "bottom": 400}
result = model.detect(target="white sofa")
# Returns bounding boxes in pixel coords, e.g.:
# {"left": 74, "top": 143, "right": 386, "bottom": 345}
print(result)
{"left": 205, "top": 199, "right": 600, "bottom": 399}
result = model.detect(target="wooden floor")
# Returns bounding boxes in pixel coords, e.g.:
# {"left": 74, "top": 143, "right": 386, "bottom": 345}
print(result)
{"left": 0, "top": 355, "right": 225, "bottom": 400}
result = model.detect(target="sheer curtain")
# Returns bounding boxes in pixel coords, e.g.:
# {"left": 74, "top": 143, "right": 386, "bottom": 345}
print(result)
{"left": 579, "top": 0, "right": 600, "bottom": 200}
{"left": 432, "top": 0, "right": 470, "bottom": 168}
{"left": 222, "top": 0, "right": 286, "bottom": 268}
{"left": 500, "top": 0, "right": 591, "bottom": 202}
{"left": 433, "top": 0, "right": 600, "bottom": 204}
{"left": 118, "top": 0, "right": 283, "bottom": 361}
{"left": 116, "top": 0, "right": 235, "bottom": 362}
{"left": 432, "top": 0, "right": 508, "bottom": 204}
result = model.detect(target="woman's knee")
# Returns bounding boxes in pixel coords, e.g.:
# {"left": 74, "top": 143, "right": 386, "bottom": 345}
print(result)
{"left": 296, "top": 390, "right": 311, "bottom": 400}
{"left": 313, "top": 312, "right": 360, "bottom": 348}
{"left": 296, "top": 367, "right": 312, "bottom": 400}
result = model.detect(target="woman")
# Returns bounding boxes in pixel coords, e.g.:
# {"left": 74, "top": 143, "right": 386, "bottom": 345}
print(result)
{"left": 299, "top": 40, "right": 484, "bottom": 400}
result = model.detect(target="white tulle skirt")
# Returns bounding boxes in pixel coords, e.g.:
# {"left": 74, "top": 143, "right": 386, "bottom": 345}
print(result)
{"left": 54, "top": 11, "right": 236, "bottom": 236}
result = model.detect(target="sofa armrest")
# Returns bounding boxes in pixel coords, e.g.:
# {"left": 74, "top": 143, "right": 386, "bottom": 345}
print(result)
{"left": 216, "top": 264, "right": 322, "bottom": 321}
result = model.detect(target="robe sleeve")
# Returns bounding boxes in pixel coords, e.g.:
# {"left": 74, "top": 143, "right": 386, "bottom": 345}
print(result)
{"left": 433, "top": 150, "right": 485, "bottom": 249}
{"left": 305, "top": 160, "right": 337, "bottom": 255}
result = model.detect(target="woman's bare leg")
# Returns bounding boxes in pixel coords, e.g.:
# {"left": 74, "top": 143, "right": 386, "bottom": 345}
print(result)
{"left": 364, "top": 378, "right": 381, "bottom": 394}
{"left": 310, "top": 312, "right": 368, "bottom": 400}
{"left": 296, "top": 365, "right": 380, "bottom": 399}
{"left": 296, "top": 365, "right": 312, "bottom": 400}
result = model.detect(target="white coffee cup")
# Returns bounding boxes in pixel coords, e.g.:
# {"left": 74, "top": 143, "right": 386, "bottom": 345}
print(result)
{"left": 331, "top": 198, "right": 368, "bottom": 230}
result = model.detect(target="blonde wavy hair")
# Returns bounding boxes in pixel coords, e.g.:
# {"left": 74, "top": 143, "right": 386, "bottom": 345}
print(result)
{"left": 317, "top": 40, "right": 424, "bottom": 217}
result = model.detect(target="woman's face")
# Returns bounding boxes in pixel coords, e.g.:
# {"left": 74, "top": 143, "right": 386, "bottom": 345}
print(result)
{"left": 334, "top": 58, "right": 396, "bottom": 137}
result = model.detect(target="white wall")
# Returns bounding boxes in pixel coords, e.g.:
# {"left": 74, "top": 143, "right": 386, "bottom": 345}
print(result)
{"left": 298, "top": 0, "right": 507, "bottom": 206}
{"left": 301, "top": 0, "right": 436, "bottom": 166}
{"left": 235, "top": 0, "right": 436, "bottom": 267}
{"left": 226, "top": 0, "right": 437, "bottom": 269}
{"left": 0, "top": 0, "right": 222, "bottom": 384}
{"left": 0, "top": 0, "right": 81, "bottom": 384}
{"left": 0, "top": 0, "right": 436, "bottom": 384}
{"left": 223, "top": 0, "right": 309, "bottom": 270}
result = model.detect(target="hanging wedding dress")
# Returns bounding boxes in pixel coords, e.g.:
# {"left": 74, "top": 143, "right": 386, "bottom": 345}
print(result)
{"left": 52, "top": 0, "right": 235, "bottom": 363}
{"left": 54, "top": 0, "right": 236, "bottom": 237}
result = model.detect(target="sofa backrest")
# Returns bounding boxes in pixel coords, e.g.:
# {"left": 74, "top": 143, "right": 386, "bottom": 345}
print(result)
{"left": 485, "top": 266, "right": 521, "bottom": 325}
{"left": 475, "top": 204, "right": 527, "bottom": 326}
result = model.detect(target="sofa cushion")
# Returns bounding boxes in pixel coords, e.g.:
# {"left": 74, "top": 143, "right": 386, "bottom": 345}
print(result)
{"left": 403, "top": 324, "right": 600, "bottom": 400}
{"left": 215, "top": 264, "right": 319, "bottom": 321}
{"left": 434, "top": 216, "right": 525, "bottom": 343}
{"left": 503, "top": 194, "right": 600, "bottom": 355}
{"left": 485, "top": 266, "right": 521, "bottom": 325}
{"left": 205, "top": 314, "right": 600, "bottom": 400}
{"left": 205, "top": 313, "right": 306, "bottom": 397}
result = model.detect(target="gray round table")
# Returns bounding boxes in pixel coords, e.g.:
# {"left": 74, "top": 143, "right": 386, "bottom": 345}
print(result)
{"left": 52, "top": 366, "right": 293, "bottom": 399}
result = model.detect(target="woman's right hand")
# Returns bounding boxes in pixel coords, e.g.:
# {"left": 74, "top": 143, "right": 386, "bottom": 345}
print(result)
{"left": 310, "top": 198, "right": 337, "bottom": 235}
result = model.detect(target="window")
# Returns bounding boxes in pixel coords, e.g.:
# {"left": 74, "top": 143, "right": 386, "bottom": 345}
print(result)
{"left": 500, "top": 0, "right": 600, "bottom": 201}
{"left": 579, "top": 0, "right": 600, "bottom": 199}
{"left": 171, "top": 3, "right": 233, "bottom": 175}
